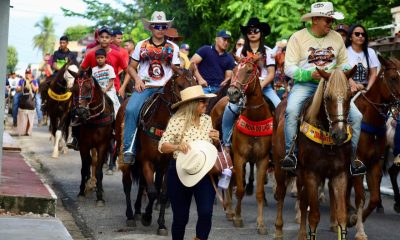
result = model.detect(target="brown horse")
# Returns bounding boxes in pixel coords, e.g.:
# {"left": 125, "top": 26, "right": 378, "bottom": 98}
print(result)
{"left": 115, "top": 65, "right": 196, "bottom": 235}
{"left": 224, "top": 57, "right": 273, "bottom": 234}
{"left": 349, "top": 56, "right": 400, "bottom": 240}
{"left": 40, "top": 60, "right": 79, "bottom": 158}
{"left": 70, "top": 68, "right": 114, "bottom": 206}
{"left": 273, "top": 68, "right": 356, "bottom": 240}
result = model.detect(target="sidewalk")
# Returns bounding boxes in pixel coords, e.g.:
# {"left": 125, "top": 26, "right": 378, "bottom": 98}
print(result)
{"left": 0, "top": 132, "right": 72, "bottom": 240}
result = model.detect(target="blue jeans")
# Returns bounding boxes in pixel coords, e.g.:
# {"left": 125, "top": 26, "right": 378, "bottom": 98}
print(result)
{"left": 12, "top": 93, "right": 22, "bottom": 125}
{"left": 203, "top": 85, "right": 220, "bottom": 94}
{"left": 35, "top": 93, "right": 43, "bottom": 121}
{"left": 284, "top": 82, "right": 362, "bottom": 155}
{"left": 123, "top": 88, "right": 161, "bottom": 154}
{"left": 167, "top": 161, "right": 216, "bottom": 240}
{"left": 221, "top": 85, "right": 281, "bottom": 145}
{"left": 394, "top": 119, "right": 400, "bottom": 156}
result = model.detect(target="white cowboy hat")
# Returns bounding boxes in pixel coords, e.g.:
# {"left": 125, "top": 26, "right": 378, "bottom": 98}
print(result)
{"left": 171, "top": 85, "right": 216, "bottom": 109}
{"left": 142, "top": 11, "right": 174, "bottom": 31}
{"left": 300, "top": 2, "right": 344, "bottom": 22}
{"left": 176, "top": 140, "right": 218, "bottom": 187}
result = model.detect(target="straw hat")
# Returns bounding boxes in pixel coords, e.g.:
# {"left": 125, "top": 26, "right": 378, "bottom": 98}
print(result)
{"left": 300, "top": 2, "right": 344, "bottom": 22}
{"left": 176, "top": 140, "right": 218, "bottom": 187}
{"left": 142, "top": 11, "right": 174, "bottom": 31}
{"left": 171, "top": 85, "right": 216, "bottom": 109}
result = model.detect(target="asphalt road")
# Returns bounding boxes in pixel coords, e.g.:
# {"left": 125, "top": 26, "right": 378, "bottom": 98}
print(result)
{"left": 8, "top": 120, "right": 400, "bottom": 240}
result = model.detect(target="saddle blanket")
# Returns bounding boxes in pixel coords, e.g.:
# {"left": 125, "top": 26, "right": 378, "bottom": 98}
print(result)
{"left": 300, "top": 121, "right": 352, "bottom": 145}
{"left": 236, "top": 115, "right": 273, "bottom": 136}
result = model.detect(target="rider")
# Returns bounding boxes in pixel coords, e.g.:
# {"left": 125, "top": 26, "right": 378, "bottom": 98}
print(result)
{"left": 281, "top": 2, "right": 366, "bottom": 176}
{"left": 221, "top": 17, "right": 280, "bottom": 150}
{"left": 52, "top": 36, "right": 77, "bottom": 73}
{"left": 122, "top": 11, "right": 180, "bottom": 164}
{"left": 190, "top": 29, "right": 235, "bottom": 94}
{"left": 335, "top": 23, "right": 349, "bottom": 42}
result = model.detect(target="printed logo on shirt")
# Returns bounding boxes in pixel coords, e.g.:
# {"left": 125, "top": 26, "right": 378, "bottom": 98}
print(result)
{"left": 139, "top": 40, "right": 174, "bottom": 80}
{"left": 93, "top": 69, "right": 111, "bottom": 89}
{"left": 307, "top": 47, "right": 335, "bottom": 67}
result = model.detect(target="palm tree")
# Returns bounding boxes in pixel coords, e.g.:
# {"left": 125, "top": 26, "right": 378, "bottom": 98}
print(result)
{"left": 32, "top": 16, "right": 56, "bottom": 57}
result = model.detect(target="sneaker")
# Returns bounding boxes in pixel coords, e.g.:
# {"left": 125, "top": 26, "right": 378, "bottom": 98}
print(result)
{"left": 67, "top": 137, "right": 79, "bottom": 151}
{"left": 281, "top": 154, "right": 297, "bottom": 170}
{"left": 394, "top": 154, "right": 400, "bottom": 166}
{"left": 123, "top": 151, "right": 135, "bottom": 164}
{"left": 350, "top": 158, "right": 367, "bottom": 176}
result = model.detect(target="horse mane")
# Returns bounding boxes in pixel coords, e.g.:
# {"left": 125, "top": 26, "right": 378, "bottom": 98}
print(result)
{"left": 305, "top": 69, "right": 349, "bottom": 125}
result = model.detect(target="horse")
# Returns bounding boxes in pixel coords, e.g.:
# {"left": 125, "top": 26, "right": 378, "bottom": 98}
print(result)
{"left": 221, "top": 57, "right": 273, "bottom": 235}
{"left": 115, "top": 64, "right": 196, "bottom": 235}
{"left": 40, "top": 60, "right": 79, "bottom": 158}
{"left": 70, "top": 68, "right": 114, "bottom": 207}
{"left": 349, "top": 56, "right": 400, "bottom": 240}
{"left": 273, "top": 67, "right": 356, "bottom": 240}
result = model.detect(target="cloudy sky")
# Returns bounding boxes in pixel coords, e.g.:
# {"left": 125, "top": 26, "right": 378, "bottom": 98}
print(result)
{"left": 8, "top": 0, "right": 95, "bottom": 72}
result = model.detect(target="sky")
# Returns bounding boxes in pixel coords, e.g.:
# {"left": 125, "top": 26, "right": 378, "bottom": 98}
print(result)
{"left": 8, "top": 0, "right": 95, "bottom": 73}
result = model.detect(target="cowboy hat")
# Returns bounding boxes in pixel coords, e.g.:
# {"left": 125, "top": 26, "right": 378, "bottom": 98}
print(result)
{"left": 142, "top": 11, "right": 174, "bottom": 31}
{"left": 240, "top": 17, "right": 271, "bottom": 36}
{"left": 301, "top": 2, "right": 344, "bottom": 22}
{"left": 165, "top": 28, "right": 184, "bottom": 41}
{"left": 171, "top": 85, "right": 216, "bottom": 109}
{"left": 176, "top": 140, "right": 218, "bottom": 187}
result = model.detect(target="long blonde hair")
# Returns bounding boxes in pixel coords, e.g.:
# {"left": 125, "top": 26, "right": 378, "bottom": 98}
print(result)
{"left": 171, "top": 100, "right": 201, "bottom": 139}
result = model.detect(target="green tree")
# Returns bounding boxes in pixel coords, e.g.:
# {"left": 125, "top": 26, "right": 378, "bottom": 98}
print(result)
{"left": 64, "top": 25, "right": 92, "bottom": 41}
{"left": 7, "top": 46, "right": 18, "bottom": 74}
{"left": 32, "top": 16, "right": 56, "bottom": 57}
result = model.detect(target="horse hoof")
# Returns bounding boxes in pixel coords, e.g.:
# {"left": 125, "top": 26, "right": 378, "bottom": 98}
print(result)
{"left": 126, "top": 219, "right": 136, "bottom": 227}
{"left": 257, "top": 226, "right": 267, "bottom": 235}
{"left": 96, "top": 200, "right": 105, "bottom": 207}
{"left": 133, "top": 213, "right": 142, "bottom": 221}
{"left": 355, "top": 232, "right": 368, "bottom": 240}
{"left": 105, "top": 169, "right": 113, "bottom": 175}
{"left": 141, "top": 214, "right": 152, "bottom": 226}
{"left": 394, "top": 203, "right": 400, "bottom": 213}
{"left": 376, "top": 206, "right": 384, "bottom": 214}
{"left": 157, "top": 228, "right": 168, "bottom": 236}
{"left": 275, "top": 229, "right": 283, "bottom": 238}
{"left": 62, "top": 148, "right": 68, "bottom": 154}
{"left": 348, "top": 213, "right": 357, "bottom": 227}
{"left": 233, "top": 218, "right": 243, "bottom": 228}
{"left": 154, "top": 203, "right": 160, "bottom": 211}
{"left": 225, "top": 212, "right": 234, "bottom": 221}
{"left": 245, "top": 185, "right": 254, "bottom": 195}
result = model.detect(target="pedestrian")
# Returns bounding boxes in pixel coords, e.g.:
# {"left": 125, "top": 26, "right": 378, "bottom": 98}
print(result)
{"left": 179, "top": 43, "right": 191, "bottom": 69}
{"left": 158, "top": 85, "right": 220, "bottom": 240}
{"left": 335, "top": 23, "right": 349, "bottom": 42}
{"left": 122, "top": 11, "right": 180, "bottom": 164}
{"left": 281, "top": 1, "right": 366, "bottom": 175}
{"left": 8, "top": 72, "right": 21, "bottom": 127}
{"left": 221, "top": 17, "right": 280, "bottom": 150}
{"left": 345, "top": 24, "right": 379, "bottom": 93}
{"left": 190, "top": 29, "right": 235, "bottom": 94}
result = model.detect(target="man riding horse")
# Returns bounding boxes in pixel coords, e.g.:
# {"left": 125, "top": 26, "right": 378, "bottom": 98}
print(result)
{"left": 122, "top": 11, "right": 180, "bottom": 164}
{"left": 281, "top": 1, "right": 366, "bottom": 176}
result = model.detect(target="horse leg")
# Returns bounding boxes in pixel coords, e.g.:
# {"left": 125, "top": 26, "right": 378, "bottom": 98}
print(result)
{"left": 142, "top": 162, "right": 156, "bottom": 227}
{"left": 332, "top": 173, "right": 349, "bottom": 240}
{"left": 134, "top": 174, "right": 146, "bottom": 220}
{"left": 388, "top": 164, "right": 400, "bottom": 213}
{"left": 352, "top": 176, "right": 367, "bottom": 240}
{"left": 121, "top": 165, "right": 136, "bottom": 227}
{"left": 274, "top": 166, "right": 288, "bottom": 237}
{"left": 304, "top": 172, "right": 320, "bottom": 240}
{"left": 363, "top": 162, "right": 383, "bottom": 220}
{"left": 106, "top": 138, "right": 115, "bottom": 175}
{"left": 156, "top": 174, "right": 168, "bottom": 236}
{"left": 328, "top": 180, "right": 338, "bottom": 232}
{"left": 245, "top": 162, "right": 255, "bottom": 195}
{"left": 233, "top": 156, "right": 245, "bottom": 228}
{"left": 95, "top": 146, "right": 108, "bottom": 207}
{"left": 255, "top": 158, "right": 268, "bottom": 235}
{"left": 52, "top": 129, "right": 62, "bottom": 158}
{"left": 224, "top": 182, "right": 235, "bottom": 221}
{"left": 297, "top": 175, "right": 307, "bottom": 240}
{"left": 78, "top": 150, "right": 91, "bottom": 200}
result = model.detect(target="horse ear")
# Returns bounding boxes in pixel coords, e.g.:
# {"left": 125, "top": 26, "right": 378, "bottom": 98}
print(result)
{"left": 316, "top": 68, "right": 331, "bottom": 80}
{"left": 378, "top": 54, "right": 388, "bottom": 67}
{"left": 188, "top": 62, "right": 197, "bottom": 76}
{"left": 344, "top": 65, "right": 357, "bottom": 79}
{"left": 171, "top": 64, "right": 182, "bottom": 75}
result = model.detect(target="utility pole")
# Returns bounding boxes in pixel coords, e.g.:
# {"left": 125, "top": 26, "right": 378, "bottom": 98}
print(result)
{"left": 0, "top": 0, "right": 11, "bottom": 179}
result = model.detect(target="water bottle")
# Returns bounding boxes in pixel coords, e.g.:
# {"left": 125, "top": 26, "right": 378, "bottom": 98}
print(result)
{"left": 218, "top": 168, "right": 232, "bottom": 190}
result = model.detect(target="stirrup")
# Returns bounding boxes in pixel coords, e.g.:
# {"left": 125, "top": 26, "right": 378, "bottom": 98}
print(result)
{"left": 123, "top": 151, "right": 135, "bottom": 165}
{"left": 281, "top": 153, "right": 297, "bottom": 170}
{"left": 350, "top": 159, "right": 366, "bottom": 176}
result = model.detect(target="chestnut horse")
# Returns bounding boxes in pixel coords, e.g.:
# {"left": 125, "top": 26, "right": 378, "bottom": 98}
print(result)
{"left": 71, "top": 68, "right": 114, "bottom": 206}
{"left": 116, "top": 65, "right": 196, "bottom": 235}
{"left": 273, "top": 68, "right": 356, "bottom": 240}
{"left": 40, "top": 60, "right": 79, "bottom": 158}
{"left": 224, "top": 57, "right": 273, "bottom": 235}
{"left": 348, "top": 56, "right": 400, "bottom": 240}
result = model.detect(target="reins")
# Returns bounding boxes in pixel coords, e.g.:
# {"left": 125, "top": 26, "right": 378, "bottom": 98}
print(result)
{"left": 75, "top": 76, "right": 106, "bottom": 120}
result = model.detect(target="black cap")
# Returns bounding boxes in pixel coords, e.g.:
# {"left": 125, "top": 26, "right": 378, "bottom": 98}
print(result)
{"left": 98, "top": 26, "right": 113, "bottom": 36}
{"left": 95, "top": 48, "right": 107, "bottom": 57}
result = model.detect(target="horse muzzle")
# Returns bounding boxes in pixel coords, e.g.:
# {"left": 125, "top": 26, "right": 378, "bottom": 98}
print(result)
{"left": 76, "top": 107, "right": 90, "bottom": 122}
{"left": 227, "top": 86, "right": 241, "bottom": 104}
{"left": 331, "top": 127, "right": 348, "bottom": 145}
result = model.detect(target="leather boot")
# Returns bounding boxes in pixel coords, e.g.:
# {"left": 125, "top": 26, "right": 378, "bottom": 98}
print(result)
{"left": 67, "top": 137, "right": 79, "bottom": 151}
{"left": 350, "top": 152, "right": 366, "bottom": 176}
{"left": 281, "top": 153, "right": 297, "bottom": 170}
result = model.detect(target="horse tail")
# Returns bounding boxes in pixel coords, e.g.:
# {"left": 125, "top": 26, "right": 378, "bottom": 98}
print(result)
{"left": 130, "top": 160, "right": 141, "bottom": 184}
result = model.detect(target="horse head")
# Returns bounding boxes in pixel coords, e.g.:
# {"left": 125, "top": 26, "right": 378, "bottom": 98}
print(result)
{"left": 377, "top": 55, "right": 400, "bottom": 108}
{"left": 167, "top": 63, "right": 197, "bottom": 104}
{"left": 227, "top": 57, "right": 260, "bottom": 104}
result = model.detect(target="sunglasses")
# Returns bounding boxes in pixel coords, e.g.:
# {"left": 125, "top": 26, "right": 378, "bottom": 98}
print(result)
{"left": 152, "top": 25, "right": 168, "bottom": 31}
{"left": 247, "top": 28, "right": 260, "bottom": 35}
{"left": 236, "top": 43, "right": 244, "bottom": 47}
{"left": 354, "top": 32, "right": 366, "bottom": 37}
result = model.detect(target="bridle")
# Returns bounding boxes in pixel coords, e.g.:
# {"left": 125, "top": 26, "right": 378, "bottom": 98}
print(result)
{"left": 74, "top": 76, "right": 105, "bottom": 120}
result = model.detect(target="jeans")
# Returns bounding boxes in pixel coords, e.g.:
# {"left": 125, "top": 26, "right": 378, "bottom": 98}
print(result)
{"left": 35, "top": 93, "right": 43, "bottom": 121}
{"left": 123, "top": 88, "right": 161, "bottom": 154}
{"left": 284, "top": 82, "right": 363, "bottom": 155}
{"left": 394, "top": 118, "right": 400, "bottom": 156}
{"left": 203, "top": 85, "right": 220, "bottom": 94}
{"left": 221, "top": 85, "right": 281, "bottom": 145}
{"left": 12, "top": 93, "right": 22, "bottom": 125}
{"left": 167, "top": 161, "right": 216, "bottom": 240}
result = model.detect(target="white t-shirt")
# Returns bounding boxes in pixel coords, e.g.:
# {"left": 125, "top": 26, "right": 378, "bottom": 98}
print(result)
{"left": 236, "top": 45, "right": 276, "bottom": 81}
{"left": 8, "top": 77, "right": 20, "bottom": 89}
{"left": 347, "top": 46, "right": 379, "bottom": 85}
{"left": 132, "top": 38, "right": 180, "bottom": 87}
{"left": 92, "top": 64, "right": 116, "bottom": 91}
